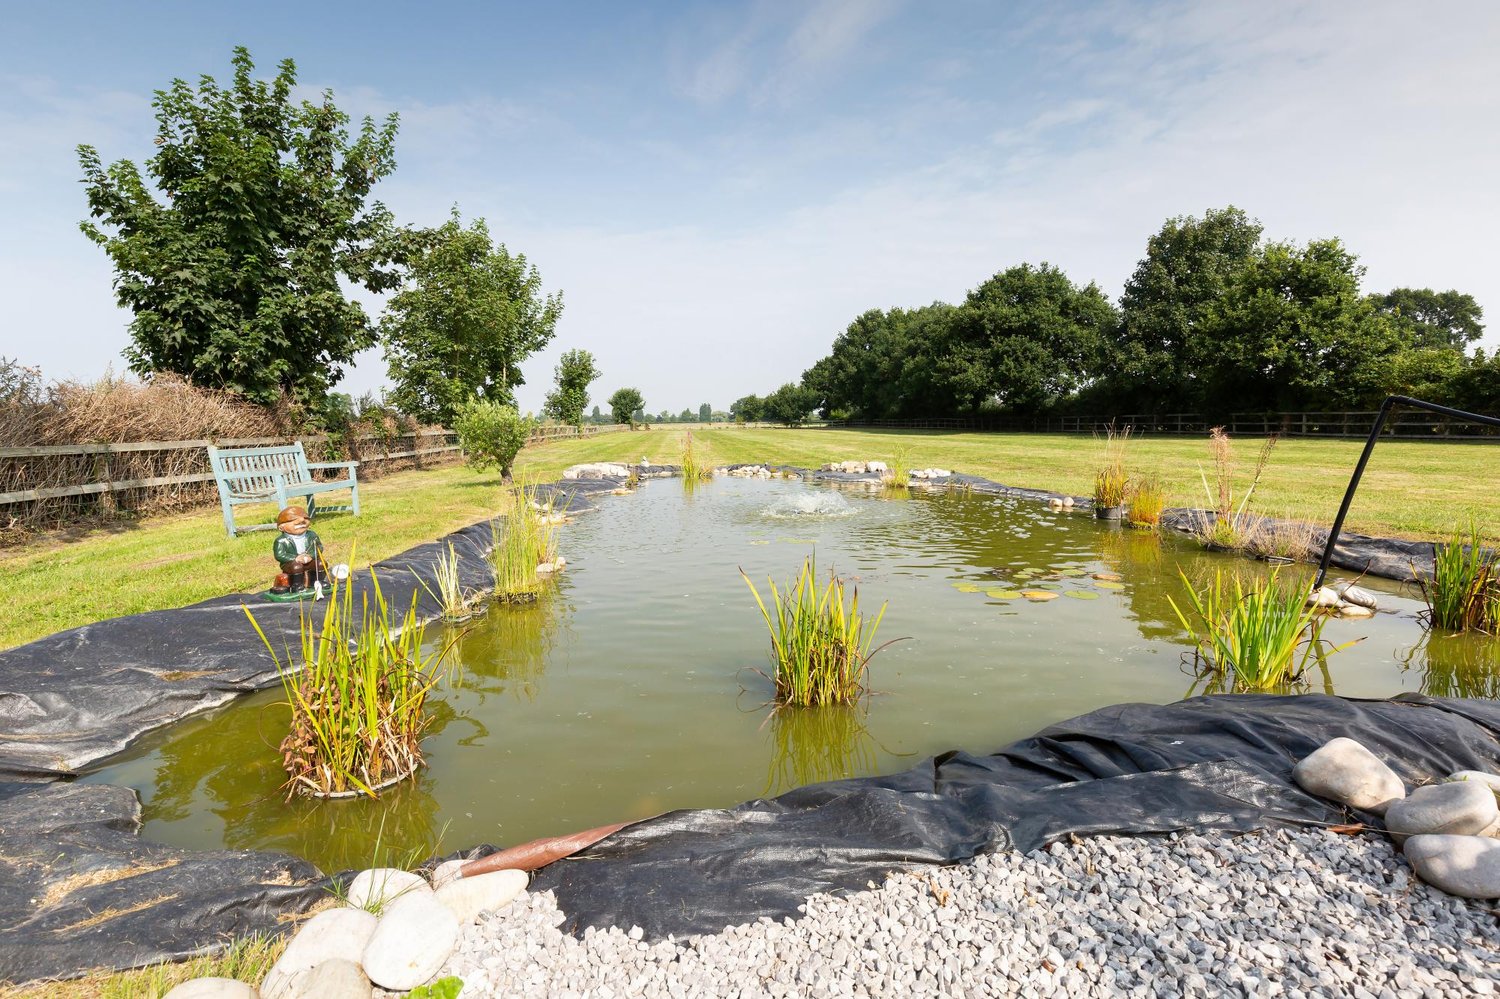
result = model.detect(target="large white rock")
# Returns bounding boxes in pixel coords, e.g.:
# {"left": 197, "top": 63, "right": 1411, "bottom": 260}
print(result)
{"left": 345, "top": 868, "right": 430, "bottom": 912}
{"left": 1403, "top": 834, "right": 1500, "bottom": 899}
{"left": 1292, "top": 737, "right": 1405, "bottom": 814}
{"left": 866, "top": 461, "right": 888, "bottom": 473}
{"left": 267, "top": 958, "right": 371, "bottom": 999}
{"left": 261, "top": 908, "right": 377, "bottom": 999}
{"left": 1385, "top": 780, "right": 1499, "bottom": 840}
{"left": 434, "top": 868, "right": 528, "bottom": 923}
{"left": 430, "top": 859, "right": 466, "bottom": 889}
{"left": 163, "top": 979, "right": 258, "bottom": 999}
{"left": 1305, "top": 586, "right": 1342, "bottom": 609}
{"left": 1332, "top": 582, "right": 1378, "bottom": 609}
{"left": 1449, "top": 770, "right": 1500, "bottom": 794}
{"left": 562, "top": 462, "right": 633, "bottom": 480}
{"left": 361, "top": 891, "right": 460, "bottom": 992}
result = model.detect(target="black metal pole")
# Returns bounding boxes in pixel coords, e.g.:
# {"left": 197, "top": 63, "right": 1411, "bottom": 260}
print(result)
{"left": 1313, "top": 395, "right": 1500, "bottom": 589}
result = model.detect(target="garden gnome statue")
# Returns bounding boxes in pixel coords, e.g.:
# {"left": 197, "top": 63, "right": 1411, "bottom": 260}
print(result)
{"left": 271, "top": 506, "right": 324, "bottom": 597}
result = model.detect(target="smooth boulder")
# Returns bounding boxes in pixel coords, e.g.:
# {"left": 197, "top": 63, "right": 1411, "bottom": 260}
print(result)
{"left": 1385, "top": 780, "right": 1499, "bottom": 840}
{"left": 1292, "top": 737, "right": 1404, "bottom": 814}
{"left": 1403, "top": 834, "right": 1500, "bottom": 899}
{"left": 345, "top": 868, "right": 429, "bottom": 911}
{"left": 269, "top": 958, "right": 371, "bottom": 999}
{"left": 361, "top": 891, "right": 460, "bottom": 991}
{"left": 434, "top": 868, "right": 528, "bottom": 923}
{"left": 163, "top": 979, "right": 258, "bottom": 999}
{"left": 1448, "top": 770, "right": 1500, "bottom": 794}
{"left": 261, "top": 908, "right": 377, "bottom": 999}
{"left": 1333, "top": 582, "right": 1378, "bottom": 609}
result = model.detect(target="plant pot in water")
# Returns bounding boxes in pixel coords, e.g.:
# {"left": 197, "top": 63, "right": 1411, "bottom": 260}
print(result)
{"left": 308, "top": 764, "right": 420, "bottom": 799}
{"left": 1095, "top": 505, "right": 1125, "bottom": 521}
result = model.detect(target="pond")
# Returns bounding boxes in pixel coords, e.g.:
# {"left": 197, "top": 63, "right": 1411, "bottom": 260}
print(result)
{"left": 81, "top": 475, "right": 1500, "bottom": 872}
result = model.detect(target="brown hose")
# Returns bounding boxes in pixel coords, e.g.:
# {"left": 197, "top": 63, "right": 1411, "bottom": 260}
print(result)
{"left": 457, "top": 820, "right": 632, "bottom": 879}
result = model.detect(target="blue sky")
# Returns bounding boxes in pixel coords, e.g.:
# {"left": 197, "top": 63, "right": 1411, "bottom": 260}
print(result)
{"left": 2, "top": 1, "right": 1498, "bottom": 415}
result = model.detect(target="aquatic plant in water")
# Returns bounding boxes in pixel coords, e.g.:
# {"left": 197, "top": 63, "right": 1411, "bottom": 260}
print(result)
{"left": 1420, "top": 521, "right": 1499, "bottom": 633}
{"left": 679, "top": 431, "right": 713, "bottom": 486}
{"left": 1168, "top": 569, "right": 1357, "bottom": 691}
{"left": 1189, "top": 429, "right": 1277, "bottom": 551}
{"left": 741, "top": 556, "right": 901, "bottom": 706}
{"left": 245, "top": 563, "right": 456, "bottom": 798}
{"left": 490, "top": 477, "right": 559, "bottom": 603}
{"left": 1126, "top": 474, "right": 1165, "bottom": 528}
{"left": 416, "top": 542, "right": 484, "bottom": 621}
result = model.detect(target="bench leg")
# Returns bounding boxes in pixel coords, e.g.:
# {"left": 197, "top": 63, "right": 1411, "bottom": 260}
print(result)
{"left": 351, "top": 481, "right": 360, "bottom": 517}
{"left": 222, "top": 501, "right": 237, "bottom": 539}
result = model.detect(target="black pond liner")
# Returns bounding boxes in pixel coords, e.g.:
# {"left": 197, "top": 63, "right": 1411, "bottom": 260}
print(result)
{"left": 0, "top": 465, "right": 1486, "bottom": 983}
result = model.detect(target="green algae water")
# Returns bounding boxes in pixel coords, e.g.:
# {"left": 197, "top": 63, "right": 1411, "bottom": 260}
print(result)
{"left": 81, "top": 476, "right": 1499, "bottom": 872}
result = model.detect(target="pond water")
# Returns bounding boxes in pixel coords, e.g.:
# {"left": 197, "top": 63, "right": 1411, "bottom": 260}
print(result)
{"left": 82, "top": 476, "right": 1500, "bottom": 872}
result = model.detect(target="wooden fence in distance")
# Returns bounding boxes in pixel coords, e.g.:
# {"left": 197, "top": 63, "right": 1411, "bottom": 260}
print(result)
{"left": 826, "top": 410, "right": 1500, "bottom": 440}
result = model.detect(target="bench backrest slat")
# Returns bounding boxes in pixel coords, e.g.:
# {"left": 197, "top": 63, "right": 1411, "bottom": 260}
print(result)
{"left": 208, "top": 443, "right": 314, "bottom": 497}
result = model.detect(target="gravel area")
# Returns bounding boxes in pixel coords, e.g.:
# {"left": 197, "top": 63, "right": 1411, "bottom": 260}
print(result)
{"left": 414, "top": 828, "right": 1499, "bottom": 998}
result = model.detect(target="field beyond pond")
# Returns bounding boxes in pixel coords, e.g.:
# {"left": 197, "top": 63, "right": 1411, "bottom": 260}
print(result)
{"left": 0, "top": 426, "right": 1494, "bottom": 651}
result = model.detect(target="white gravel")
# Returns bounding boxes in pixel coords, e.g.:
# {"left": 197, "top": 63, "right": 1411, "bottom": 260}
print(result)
{"left": 404, "top": 827, "right": 1500, "bottom": 998}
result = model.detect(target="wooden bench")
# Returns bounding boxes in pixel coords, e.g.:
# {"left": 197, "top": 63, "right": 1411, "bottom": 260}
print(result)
{"left": 207, "top": 443, "right": 360, "bottom": 537}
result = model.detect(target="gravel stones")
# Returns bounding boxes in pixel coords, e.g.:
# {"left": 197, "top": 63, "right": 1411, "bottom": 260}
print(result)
{"left": 345, "top": 868, "right": 429, "bottom": 911}
{"left": 1385, "top": 780, "right": 1499, "bottom": 840}
{"left": 1292, "top": 737, "right": 1405, "bottom": 814}
{"left": 362, "top": 891, "right": 460, "bottom": 991}
{"left": 1403, "top": 835, "right": 1500, "bottom": 899}
{"left": 435, "top": 869, "right": 529, "bottom": 923}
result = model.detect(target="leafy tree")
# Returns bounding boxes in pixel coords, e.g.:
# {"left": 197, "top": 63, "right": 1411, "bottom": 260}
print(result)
{"left": 1110, "top": 206, "right": 1264, "bottom": 411}
{"left": 698, "top": 402, "right": 712, "bottom": 423}
{"left": 731, "top": 394, "right": 764, "bottom": 423}
{"left": 677, "top": 407, "right": 694, "bottom": 422}
{"left": 542, "top": 349, "right": 600, "bottom": 427}
{"left": 1370, "top": 288, "right": 1485, "bottom": 351}
{"left": 451, "top": 399, "right": 534, "bottom": 481}
{"left": 382, "top": 210, "right": 562, "bottom": 425}
{"left": 77, "top": 47, "right": 409, "bottom": 406}
{"left": 590, "top": 405, "right": 602, "bottom": 424}
{"left": 761, "top": 383, "right": 819, "bottom": 426}
{"left": 1200, "top": 239, "right": 1401, "bottom": 411}
{"left": 608, "top": 387, "right": 644, "bottom": 424}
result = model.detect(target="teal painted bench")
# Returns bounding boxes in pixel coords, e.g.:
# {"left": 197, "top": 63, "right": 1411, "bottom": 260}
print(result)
{"left": 207, "top": 443, "right": 360, "bottom": 538}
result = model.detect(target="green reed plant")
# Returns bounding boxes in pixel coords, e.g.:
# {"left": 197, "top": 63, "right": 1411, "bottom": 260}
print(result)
{"left": 1189, "top": 428, "right": 1278, "bottom": 551}
{"left": 490, "top": 477, "right": 559, "bottom": 603}
{"left": 1420, "top": 521, "right": 1499, "bottom": 632}
{"left": 1168, "top": 569, "right": 1358, "bottom": 691}
{"left": 1093, "top": 425, "right": 1131, "bottom": 509}
{"left": 1243, "top": 516, "right": 1319, "bottom": 564}
{"left": 416, "top": 542, "right": 482, "bottom": 621}
{"left": 880, "top": 446, "right": 912, "bottom": 493}
{"left": 679, "top": 431, "right": 713, "bottom": 485}
{"left": 244, "top": 558, "right": 456, "bottom": 799}
{"left": 1126, "top": 474, "right": 1165, "bottom": 528}
{"left": 741, "top": 556, "right": 902, "bottom": 706}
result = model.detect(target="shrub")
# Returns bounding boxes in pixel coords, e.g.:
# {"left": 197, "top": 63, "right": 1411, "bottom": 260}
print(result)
{"left": 453, "top": 399, "right": 534, "bottom": 480}
{"left": 741, "top": 556, "right": 901, "bottom": 706}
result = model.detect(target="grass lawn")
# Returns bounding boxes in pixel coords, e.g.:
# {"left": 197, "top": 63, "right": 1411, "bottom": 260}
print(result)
{"left": 0, "top": 426, "right": 1494, "bottom": 651}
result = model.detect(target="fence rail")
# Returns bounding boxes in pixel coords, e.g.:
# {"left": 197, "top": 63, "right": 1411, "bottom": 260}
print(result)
{"left": 827, "top": 409, "right": 1500, "bottom": 440}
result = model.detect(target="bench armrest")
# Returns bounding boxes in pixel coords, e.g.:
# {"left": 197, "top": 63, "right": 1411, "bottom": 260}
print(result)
{"left": 306, "top": 460, "right": 359, "bottom": 470}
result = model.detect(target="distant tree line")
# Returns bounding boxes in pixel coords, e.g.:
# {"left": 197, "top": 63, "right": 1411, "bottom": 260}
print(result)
{"left": 737, "top": 207, "right": 1496, "bottom": 425}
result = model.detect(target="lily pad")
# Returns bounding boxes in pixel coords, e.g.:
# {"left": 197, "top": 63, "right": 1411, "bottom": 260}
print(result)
{"left": 1092, "top": 571, "right": 1123, "bottom": 582}
{"left": 1021, "top": 590, "right": 1059, "bottom": 602}
{"left": 1064, "top": 589, "right": 1101, "bottom": 600}
{"left": 985, "top": 589, "right": 1023, "bottom": 599}
{"left": 955, "top": 583, "right": 983, "bottom": 593}
{"left": 1094, "top": 580, "right": 1125, "bottom": 590}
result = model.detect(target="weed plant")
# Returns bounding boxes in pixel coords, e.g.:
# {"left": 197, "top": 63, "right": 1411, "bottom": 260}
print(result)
{"left": 490, "top": 477, "right": 558, "bottom": 603}
{"left": 679, "top": 431, "right": 713, "bottom": 486}
{"left": 741, "top": 556, "right": 901, "bottom": 706}
{"left": 57, "top": 933, "right": 285, "bottom": 999}
{"left": 1189, "top": 428, "right": 1278, "bottom": 550}
{"left": 1126, "top": 474, "right": 1165, "bottom": 528}
{"left": 416, "top": 542, "right": 483, "bottom": 621}
{"left": 1093, "top": 426, "right": 1131, "bottom": 508}
{"left": 880, "top": 446, "right": 912, "bottom": 494}
{"left": 1168, "top": 569, "right": 1357, "bottom": 691}
{"left": 1244, "top": 517, "right": 1319, "bottom": 564}
{"left": 245, "top": 562, "right": 456, "bottom": 798}
{"left": 1420, "top": 522, "right": 1499, "bottom": 633}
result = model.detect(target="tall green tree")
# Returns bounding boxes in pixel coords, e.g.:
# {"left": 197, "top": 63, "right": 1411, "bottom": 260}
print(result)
{"left": 607, "top": 387, "right": 644, "bottom": 424}
{"left": 698, "top": 402, "right": 712, "bottom": 423}
{"left": 77, "top": 47, "right": 409, "bottom": 406}
{"left": 542, "top": 349, "right": 601, "bottom": 427}
{"left": 1370, "top": 288, "right": 1485, "bottom": 351}
{"left": 1111, "top": 206, "right": 1264, "bottom": 411}
{"left": 730, "top": 394, "right": 763, "bottom": 422}
{"left": 382, "top": 211, "right": 562, "bottom": 425}
{"left": 761, "top": 383, "right": 819, "bottom": 426}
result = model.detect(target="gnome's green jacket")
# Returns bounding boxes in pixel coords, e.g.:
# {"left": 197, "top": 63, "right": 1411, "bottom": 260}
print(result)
{"left": 272, "top": 528, "right": 323, "bottom": 566}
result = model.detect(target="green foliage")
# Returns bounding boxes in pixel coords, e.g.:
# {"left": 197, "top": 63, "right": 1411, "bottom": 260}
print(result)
{"left": 452, "top": 399, "right": 534, "bottom": 480}
{"left": 416, "top": 542, "right": 483, "bottom": 621}
{"left": 244, "top": 562, "right": 455, "bottom": 798}
{"left": 1093, "top": 427, "right": 1130, "bottom": 507}
{"left": 741, "top": 556, "right": 898, "bottom": 707}
{"left": 409, "top": 978, "right": 466, "bottom": 999}
{"left": 762, "top": 382, "right": 819, "bottom": 426}
{"left": 607, "top": 387, "right": 644, "bottom": 425}
{"left": 699, "top": 402, "right": 712, "bottom": 423}
{"left": 1421, "top": 522, "right": 1499, "bottom": 633}
{"left": 1190, "top": 429, "right": 1277, "bottom": 551}
{"left": 1169, "top": 570, "right": 1354, "bottom": 691}
{"left": 1127, "top": 474, "right": 1165, "bottom": 528}
{"left": 679, "top": 431, "right": 712, "bottom": 484}
{"left": 543, "top": 349, "right": 601, "bottom": 427}
{"left": 490, "top": 478, "right": 558, "bottom": 603}
{"left": 382, "top": 210, "right": 562, "bottom": 425}
{"left": 731, "top": 394, "right": 764, "bottom": 423}
{"left": 1372, "top": 288, "right": 1485, "bottom": 351}
{"left": 77, "top": 47, "right": 409, "bottom": 407}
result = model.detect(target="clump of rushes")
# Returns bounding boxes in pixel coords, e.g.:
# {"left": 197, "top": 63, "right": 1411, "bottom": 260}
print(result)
{"left": 1093, "top": 426, "right": 1130, "bottom": 511}
{"left": 490, "top": 477, "right": 559, "bottom": 603}
{"left": 741, "top": 556, "right": 903, "bottom": 706}
{"left": 679, "top": 431, "right": 713, "bottom": 486}
{"left": 1168, "top": 569, "right": 1358, "bottom": 691}
{"left": 417, "top": 542, "right": 483, "bottom": 621}
{"left": 1126, "top": 474, "right": 1165, "bottom": 528}
{"left": 1191, "top": 428, "right": 1278, "bottom": 550}
{"left": 1420, "top": 521, "right": 1499, "bottom": 633}
{"left": 1243, "top": 517, "right": 1319, "bottom": 564}
{"left": 881, "top": 446, "right": 912, "bottom": 493}
{"left": 245, "top": 562, "right": 456, "bottom": 798}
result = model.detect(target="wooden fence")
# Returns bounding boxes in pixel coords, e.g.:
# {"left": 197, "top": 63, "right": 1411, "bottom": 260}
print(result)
{"left": 827, "top": 409, "right": 1500, "bottom": 440}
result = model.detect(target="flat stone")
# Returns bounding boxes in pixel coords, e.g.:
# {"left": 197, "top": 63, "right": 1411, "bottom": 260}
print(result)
{"left": 1333, "top": 583, "right": 1378, "bottom": 609}
{"left": 1385, "top": 780, "right": 1498, "bottom": 840}
{"left": 435, "top": 868, "right": 529, "bottom": 923}
{"left": 1337, "top": 603, "right": 1375, "bottom": 618}
{"left": 345, "top": 868, "right": 430, "bottom": 912}
{"left": 261, "top": 908, "right": 377, "bottom": 999}
{"left": 269, "top": 958, "right": 371, "bottom": 999}
{"left": 1306, "top": 586, "right": 1342, "bottom": 609}
{"left": 1448, "top": 770, "right": 1500, "bottom": 794}
{"left": 361, "top": 891, "right": 460, "bottom": 991}
{"left": 1292, "top": 737, "right": 1405, "bottom": 814}
{"left": 163, "top": 979, "right": 258, "bottom": 999}
{"left": 1403, "top": 834, "right": 1500, "bottom": 898}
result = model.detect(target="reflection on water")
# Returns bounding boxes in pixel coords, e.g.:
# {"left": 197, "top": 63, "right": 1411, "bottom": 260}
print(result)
{"left": 81, "top": 476, "right": 1500, "bottom": 873}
